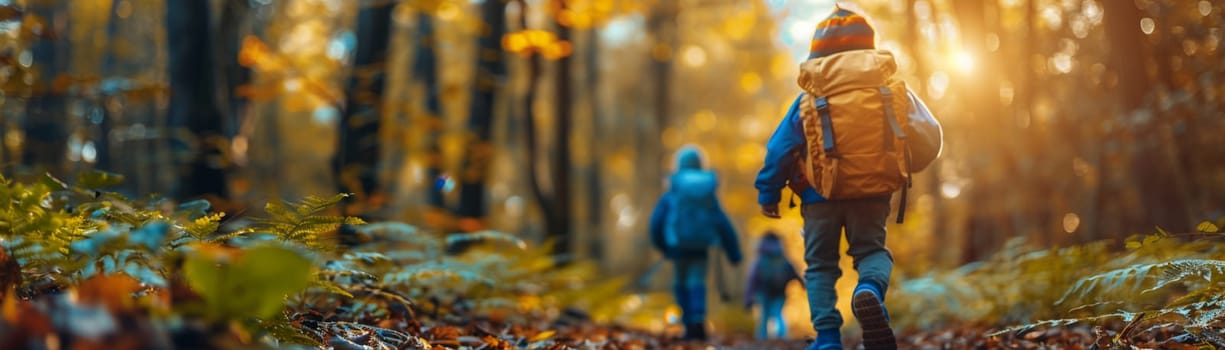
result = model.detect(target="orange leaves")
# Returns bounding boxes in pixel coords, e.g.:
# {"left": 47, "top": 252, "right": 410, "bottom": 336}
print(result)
{"left": 236, "top": 35, "right": 342, "bottom": 110}
{"left": 238, "top": 35, "right": 286, "bottom": 73}
{"left": 76, "top": 274, "right": 146, "bottom": 314}
{"left": 502, "top": 29, "right": 573, "bottom": 60}
{"left": 0, "top": 248, "right": 20, "bottom": 300}
{"left": 547, "top": 0, "right": 648, "bottom": 29}
{"left": 426, "top": 325, "right": 460, "bottom": 347}
{"left": 551, "top": 0, "right": 614, "bottom": 29}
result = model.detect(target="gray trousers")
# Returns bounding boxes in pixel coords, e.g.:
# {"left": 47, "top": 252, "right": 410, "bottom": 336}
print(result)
{"left": 800, "top": 196, "right": 894, "bottom": 331}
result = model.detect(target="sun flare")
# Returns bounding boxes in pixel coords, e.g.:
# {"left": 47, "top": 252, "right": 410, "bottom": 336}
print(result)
{"left": 953, "top": 50, "right": 977, "bottom": 73}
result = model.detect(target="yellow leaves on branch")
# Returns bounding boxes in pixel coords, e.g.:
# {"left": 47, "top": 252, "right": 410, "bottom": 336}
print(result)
{"left": 238, "top": 35, "right": 286, "bottom": 73}
{"left": 547, "top": 0, "right": 650, "bottom": 29}
{"left": 550, "top": 0, "right": 613, "bottom": 29}
{"left": 502, "top": 29, "right": 572, "bottom": 60}
{"left": 237, "top": 35, "right": 342, "bottom": 111}
{"left": 1196, "top": 221, "right": 1220, "bottom": 233}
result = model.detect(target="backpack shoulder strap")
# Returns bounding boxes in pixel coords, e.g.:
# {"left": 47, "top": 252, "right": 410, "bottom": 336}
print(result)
{"left": 879, "top": 86, "right": 913, "bottom": 224}
{"left": 814, "top": 95, "right": 840, "bottom": 159}
{"left": 878, "top": 86, "right": 906, "bottom": 151}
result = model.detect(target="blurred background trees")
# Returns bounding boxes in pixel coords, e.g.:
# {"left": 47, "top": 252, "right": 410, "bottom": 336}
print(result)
{"left": 1, "top": 0, "right": 1222, "bottom": 335}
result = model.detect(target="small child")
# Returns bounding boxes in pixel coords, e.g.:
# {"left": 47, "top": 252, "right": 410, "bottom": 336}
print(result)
{"left": 744, "top": 232, "right": 801, "bottom": 340}
{"left": 649, "top": 145, "right": 743, "bottom": 341}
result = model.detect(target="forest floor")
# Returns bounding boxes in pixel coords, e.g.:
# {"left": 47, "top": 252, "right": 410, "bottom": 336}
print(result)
{"left": 479, "top": 321, "right": 1210, "bottom": 350}
{"left": 2, "top": 173, "right": 1220, "bottom": 350}
{"left": 328, "top": 318, "right": 1206, "bottom": 350}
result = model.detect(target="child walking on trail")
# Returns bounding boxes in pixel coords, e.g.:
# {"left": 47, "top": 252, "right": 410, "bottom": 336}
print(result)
{"left": 649, "top": 145, "right": 743, "bottom": 341}
{"left": 745, "top": 231, "right": 802, "bottom": 340}
{"left": 756, "top": 6, "right": 939, "bottom": 350}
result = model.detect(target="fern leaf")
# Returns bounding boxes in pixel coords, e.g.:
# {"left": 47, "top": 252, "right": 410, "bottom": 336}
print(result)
{"left": 347, "top": 285, "right": 415, "bottom": 310}
{"left": 245, "top": 196, "right": 361, "bottom": 251}
{"left": 208, "top": 228, "right": 255, "bottom": 245}
{"left": 1151, "top": 259, "right": 1225, "bottom": 291}
{"left": 987, "top": 313, "right": 1130, "bottom": 337}
{"left": 308, "top": 278, "right": 354, "bottom": 298}
{"left": 249, "top": 317, "right": 321, "bottom": 346}
{"left": 263, "top": 200, "right": 298, "bottom": 222}
{"left": 182, "top": 212, "right": 224, "bottom": 239}
{"left": 1058, "top": 263, "right": 1159, "bottom": 305}
{"left": 1059, "top": 259, "right": 1225, "bottom": 305}
{"left": 382, "top": 263, "right": 494, "bottom": 287}
{"left": 294, "top": 194, "right": 350, "bottom": 216}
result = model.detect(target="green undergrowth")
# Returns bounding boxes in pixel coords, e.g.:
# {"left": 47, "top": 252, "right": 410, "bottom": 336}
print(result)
{"left": 889, "top": 218, "right": 1225, "bottom": 342}
{"left": 0, "top": 172, "right": 652, "bottom": 348}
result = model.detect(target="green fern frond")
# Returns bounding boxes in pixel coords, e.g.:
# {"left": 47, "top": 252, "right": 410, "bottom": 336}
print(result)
{"left": 246, "top": 194, "right": 363, "bottom": 251}
{"left": 294, "top": 194, "right": 350, "bottom": 217}
{"left": 348, "top": 285, "right": 415, "bottom": 310}
{"left": 987, "top": 313, "right": 1131, "bottom": 337}
{"left": 182, "top": 212, "right": 225, "bottom": 240}
{"left": 1170, "top": 285, "right": 1225, "bottom": 306}
{"left": 1058, "top": 263, "right": 1159, "bottom": 305}
{"left": 249, "top": 317, "right": 321, "bottom": 347}
{"left": 1059, "top": 259, "right": 1225, "bottom": 305}
{"left": 207, "top": 228, "right": 255, "bottom": 245}
{"left": 263, "top": 199, "right": 298, "bottom": 222}
{"left": 308, "top": 277, "right": 354, "bottom": 298}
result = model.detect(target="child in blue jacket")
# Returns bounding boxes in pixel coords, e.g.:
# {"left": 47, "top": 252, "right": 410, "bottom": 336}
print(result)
{"left": 745, "top": 231, "right": 802, "bottom": 340}
{"left": 650, "top": 145, "right": 743, "bottom": 341}
{"left": 756, "top": 7, "right": 935, "bottom": 350}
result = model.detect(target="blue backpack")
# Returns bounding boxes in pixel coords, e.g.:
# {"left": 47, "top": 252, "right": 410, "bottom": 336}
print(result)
{"left": 755, "top": 255, "right": 794, "bottom": 295}
{"left": 664, "top": 170, "right": 721, "bottom": 253}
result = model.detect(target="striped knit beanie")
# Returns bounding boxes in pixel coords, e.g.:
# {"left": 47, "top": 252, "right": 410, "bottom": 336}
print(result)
{"left": 808, "top": 7, "right": 876, "bottom": 60}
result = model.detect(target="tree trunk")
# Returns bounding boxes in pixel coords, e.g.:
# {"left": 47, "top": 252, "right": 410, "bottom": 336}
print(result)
{"left": 96, "top": 0, "right": 124, "bottom": 174}
{"left": 1103, "top": 1, "right": 1194, "bottom": 233}
{"left": 954, "top": 0, "right": 1011, "bottom": 261}
{"left": 415, "top": 11, "right": 446, "bottom": 210}
{"left": 584, "top": 28, "right": 603, "bottom": 261}
{"left": 520, "top": 1, "right": 548, "bottom": 239}
{"left": 334, "top": 1, "right": 393, "bottom": 216}
{"left": 22, "top": 1, "right": 69, "bottom": 176}
{"left": 545, "top": 1, "right": 574, "bottom": 255}
{"left": 166, "top": 0, "right": 228, "bottom": 201}
{"left": 216, "top": 0, "right": 253, "bottom": 138}
{"left": 647, "top": 0, "right": 677, "bottom": 195}
{"left": 1103, "top": 0, "right": 1149, "bottom": 113}
{"left": 456, "top": 0, "right": 508, "bottom": 222}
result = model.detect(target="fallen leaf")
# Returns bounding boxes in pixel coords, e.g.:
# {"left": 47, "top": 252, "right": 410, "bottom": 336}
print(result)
{"left": 530, "top": 330, "right": 556, "bottom": 342}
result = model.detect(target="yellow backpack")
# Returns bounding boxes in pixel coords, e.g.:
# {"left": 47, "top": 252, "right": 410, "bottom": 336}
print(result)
{"left": 796, "top": 50, "right": 914, "bottom": 219}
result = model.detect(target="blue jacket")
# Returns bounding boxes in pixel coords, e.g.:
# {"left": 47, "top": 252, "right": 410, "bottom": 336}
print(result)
{"left": 650, "top": 146, "right": 743, "bottom": 263}
{"left": 755, "top": 94, "right": 826, "bottom": 206}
